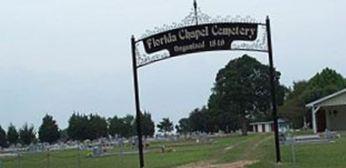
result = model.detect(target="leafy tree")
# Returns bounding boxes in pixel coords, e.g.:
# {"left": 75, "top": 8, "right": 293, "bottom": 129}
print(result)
{"left": 176, "top": 118, "right": 191, "bottom": 135}
{"left": 157, "top": 118, "right": 174, "bottom": 135}
{"left": 7, "top": 124, "right": 19, "bottom": 145}
{"left": 87, "top": 114, "right": 108, "bottom": 140}
{"left": 188, "top": 107, "right": 210, "bottom": 133}
{"left": 109, "top": 115, "right": 135, "bottom": 138}
{"left": 208, "top": 55, "right": 282, "bottom": 135}
{"left": 131, "top": 112, "right": 155, "bottom": 138}
{"left": 67, "top": 113, "right": 89, "bottom": 141}
{"left": 214, "top": 109, "right": 239, "bottom": 133}
{"left": 279, "top": 81, "right": 309, "bottom": 128}
{"left": 38, "top": 114, "right": 60, "bottom": 144}
{"left": 19, "top": 123, "right": 36, "bottom": 146}
{"left": 120, "top": 115, "right": 135, "bottom": 138}
{"left": 67, "top": 113, "right": 109, "bottom": 141}
{"left": 108, "top": 115, "right": 122, "bottom": 137}
{"left": 140, "top": 112, "right": 155, "bottom": 138}
{"left": 302, "top": 68, "right": 346, "bottom": 103}
{"left": 0, "top": 125, "right": 8, "bottom": 148}
{"left": 59, "top": 129, "right": 69, "bottom": 142}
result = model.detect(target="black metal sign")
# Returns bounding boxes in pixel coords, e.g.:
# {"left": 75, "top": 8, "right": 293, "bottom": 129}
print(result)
{"left": 142, "top": 23, "right": 258, "bottom": 57}
{"left": 130, "top": 2, "right": 281, "bottom": 168}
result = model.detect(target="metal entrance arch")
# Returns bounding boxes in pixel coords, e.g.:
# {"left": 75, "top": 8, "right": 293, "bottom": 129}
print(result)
{"left": 130, "top": 2, "right": 281, "bottom": 167}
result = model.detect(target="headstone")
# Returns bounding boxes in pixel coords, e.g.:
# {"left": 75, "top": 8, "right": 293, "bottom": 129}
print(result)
{"left": 324, "top": 129, "right": 337, "bottom": 139}
{"left": 161, "top": 145, "right": 166, "bottom": 153}
{"left": 119, "top": 139, "right": 124, "bottom": 157}
{"left": 92, "top": 145, "right": 103, "bottom": 157}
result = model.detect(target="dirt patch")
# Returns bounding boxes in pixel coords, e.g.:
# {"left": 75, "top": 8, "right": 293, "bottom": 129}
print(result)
{"left": 214, "top": 160, "right": 258, "bottom": 168}
{"left": 223, "top": 138, "right": 252, "bottom": 153}
{"left": 224, "top": 145, "right": 234, "bottom": 151}
{"left": 179, "top": 135, "right": 269, "bottom": 168}
{"left": 177, "top": 160, "right": 258, "bottom": 168}
{"left": 242, "top": 135, "right": 272, "bottom": 160}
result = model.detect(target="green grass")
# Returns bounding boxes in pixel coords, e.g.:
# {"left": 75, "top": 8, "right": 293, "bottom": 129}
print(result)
{"left": 250, "top": 132, "right": 346, "bottom": 168}
{"left": 281, "top": 133, "right": 346, "bottom": 168}
{"left": 291, "top": 129, "right": 315, "bottom": 136}
{"left": 1, "top": 133, "right": 346, "bottom": 168}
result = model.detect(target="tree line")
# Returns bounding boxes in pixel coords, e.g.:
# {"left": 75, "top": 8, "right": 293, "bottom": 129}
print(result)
{"left": 175, "top": 55, "right": 346, "bottom": 135}
{"left": 0, "top": 123, "right": 38, "bottom": 148}
{"left": 0, "top": 112, "right": 158, "bottom": 148}
{"left": 1, "top": 55, "right": 345, "bottom": 147}
{"left": 0, "top": 111, "right": 179, "bottom": 148}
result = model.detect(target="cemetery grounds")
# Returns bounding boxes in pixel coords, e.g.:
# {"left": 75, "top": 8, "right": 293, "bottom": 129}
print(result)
{"left": 1, "top": 132, "right": 346, "bottom": 168}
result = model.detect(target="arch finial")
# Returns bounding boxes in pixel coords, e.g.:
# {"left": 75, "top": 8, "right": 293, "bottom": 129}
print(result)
{"left": 193, "top": 0, "right": 198, "bottom": 25}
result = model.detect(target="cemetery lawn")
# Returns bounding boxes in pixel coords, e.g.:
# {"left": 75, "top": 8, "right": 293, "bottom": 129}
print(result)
{"left": 1, "top": 133, "right": 346, "bottom": 168}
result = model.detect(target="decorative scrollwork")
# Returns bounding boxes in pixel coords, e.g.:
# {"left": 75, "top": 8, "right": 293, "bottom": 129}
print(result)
{"left": 139, "top": 7, "right": 262, "bottom": 40}
{"left": 231, "top": 25, "right": 268, "bottom": 52}
{"left": 135, "top": 7, "right": 268, "bottom": 68}
{"left": 135, "top": 43, "right": 170, "bottom": 67}
{"left": 195, "top": 8, "right": 259, "bottom": 25}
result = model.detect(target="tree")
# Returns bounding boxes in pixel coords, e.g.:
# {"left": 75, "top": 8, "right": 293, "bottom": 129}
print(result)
{"left": 109, "top": 115, "right": 135, "bottom": 138}
{"left": 188, "top": 107, "right": 210, "bottom": 133}
{"left": 157, "top": 118, "right": 174, "bottom": 135}
{"left": 214, "top": 109, "right": 239, "bottom": 133}
{"left": 108, "top": 115, "right": 122, "bottom": 137}
{"left": 140, "top": 112, "right": 155, "bottom": 138}
{"left": 59, "top": 129, "right": 69, "bottom": 142}
{"left": 19, "top": 124, "right": 36, "bottom": 146}
{"left": 67, "top": 113, "right": 109, "bottom": 141}
{"left": 279, "top": 81, "right": 309, "bottom": 128}
{"left": 67, "top": 113, "right": 89, "bottom": 141}
{"left": 120, "top": 115, "right": 135, "bottom": 138}
{"left": 0, "top": 125, "right": 8, "bottom": 148}
{"left": 176, "top": 118, "right": 191, "bottom": 135}
{"left": 208, "top": 55, "right": 283, "bottom": 135}
{"left": 7, "top": 124, "right": 19, "bottom": 145}
{"left": 38, "top": 114, "right": 60, "bottom": 144}
{"left": 301, "top": 68, "right": 346, "bottom": 104}
{"left": 87, "top": 114, "right": 108, "bottom": 140}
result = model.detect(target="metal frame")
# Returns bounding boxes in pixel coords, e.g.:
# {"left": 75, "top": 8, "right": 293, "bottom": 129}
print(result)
{"left": 130, "top": 3, "right": 281, "bottom": 167}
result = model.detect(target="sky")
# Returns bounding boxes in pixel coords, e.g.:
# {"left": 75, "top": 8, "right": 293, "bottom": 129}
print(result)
{"left": 0, "top": 0, "right": 345, "bottom": 130}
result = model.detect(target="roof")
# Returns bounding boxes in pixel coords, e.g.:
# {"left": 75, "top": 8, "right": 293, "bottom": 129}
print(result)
{"left": 250, "top": 119, "right": 286, "bottom": 125}
{"left": 249, "top": 121, "right": 272, "bottom": 125}
{"left": 306, "top": 88, "right": 346, "bottom": 108}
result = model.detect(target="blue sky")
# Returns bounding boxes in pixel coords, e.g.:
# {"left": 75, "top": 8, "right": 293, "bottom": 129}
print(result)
{"left": 0, "top": 0, "right": 345, "bottom": 129}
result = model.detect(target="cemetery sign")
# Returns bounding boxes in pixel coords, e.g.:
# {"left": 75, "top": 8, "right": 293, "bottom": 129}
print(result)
{"left": 130, "top": 1, "right": 281, "bottom": 167}
{"left": 142, "top": 23, "right": 258, "bottom": 56}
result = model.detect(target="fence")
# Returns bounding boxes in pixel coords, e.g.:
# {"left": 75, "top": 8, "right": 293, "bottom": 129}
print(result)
{"left": 1, "top": 151, "right": 79, "bottom": 168}
{"left": 0, "top": 144, "right": 140, "bottom": 168}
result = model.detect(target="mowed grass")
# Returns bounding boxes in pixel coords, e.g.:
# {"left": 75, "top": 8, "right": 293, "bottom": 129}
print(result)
{"left": 249, "top": 132, "right": 346, "bottom": 168}
{"left": 1, "top": 133, "right": 346, "bottom": 168}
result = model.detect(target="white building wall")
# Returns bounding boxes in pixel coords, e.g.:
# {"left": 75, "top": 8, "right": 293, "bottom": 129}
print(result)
{"left": 251, "top": 122, "right": 276, "bottom": 133}
{"left": 265, "top": 124, "right": 271, "bottom": 132}
{"left": 326, "top": 106, "right": 346, "bottom": 131}
{"left": 258, "top": 124, "right": 263, "bottom": 133}
{"left": 320, "top": 92, "right": 346, "bottom": 107}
